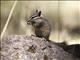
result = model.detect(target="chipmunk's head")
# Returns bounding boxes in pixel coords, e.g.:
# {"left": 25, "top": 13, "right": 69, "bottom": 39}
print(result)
{"left": 27, "top": 10, "right": 41, "bottom": 25}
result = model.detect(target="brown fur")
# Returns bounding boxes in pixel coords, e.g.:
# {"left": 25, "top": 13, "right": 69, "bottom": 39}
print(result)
{"left": 27, "top": 10, "right": 51, "bottom": 41}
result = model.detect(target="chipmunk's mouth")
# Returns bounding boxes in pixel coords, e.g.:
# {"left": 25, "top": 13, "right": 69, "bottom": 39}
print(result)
{"left": 27, "top": 22, "right": 31, "bottom": 25}
{"left": 27, "top": 20, "right": 31, "bottom": 25}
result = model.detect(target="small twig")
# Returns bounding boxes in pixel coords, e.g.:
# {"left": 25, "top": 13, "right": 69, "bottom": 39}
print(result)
{"left": 1, "top": 1, "right": 17, "bottom": 39}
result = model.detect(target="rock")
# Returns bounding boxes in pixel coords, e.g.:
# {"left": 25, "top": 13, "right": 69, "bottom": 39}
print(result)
{"left": 54, "top": 41, "right": 80, "bottom": 59}
{"left": 1, "top": 35, "right": 79, "bottom": 60}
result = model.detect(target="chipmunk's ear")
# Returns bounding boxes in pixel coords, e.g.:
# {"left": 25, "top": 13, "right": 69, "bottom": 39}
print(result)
{"left": 38, "top": 11, "right": 41, "bottom": 16}
{"left": 36, "top": 10, "right": 38, "bottom": 13}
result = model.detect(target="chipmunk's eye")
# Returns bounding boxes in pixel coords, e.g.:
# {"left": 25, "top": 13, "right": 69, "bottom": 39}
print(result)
{"left": 31, "top": 15, "right": 37, "bottom": 19}
{"left": 31, "top": 17, "right": 34, "bottom": 19}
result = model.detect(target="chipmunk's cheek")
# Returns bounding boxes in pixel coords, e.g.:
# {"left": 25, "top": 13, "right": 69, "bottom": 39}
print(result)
{"left": 32, "top": 23, "right": 37, "bottom": 27}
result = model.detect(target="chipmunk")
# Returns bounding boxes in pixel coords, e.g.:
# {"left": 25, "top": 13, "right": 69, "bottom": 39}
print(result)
{"left": 27, "top": 10, "right": 51, "bottom": 41}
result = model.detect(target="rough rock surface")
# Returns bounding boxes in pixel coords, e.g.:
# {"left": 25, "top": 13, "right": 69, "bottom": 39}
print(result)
{"left": 1, "top": 35, "right": 79, "bottom": 60}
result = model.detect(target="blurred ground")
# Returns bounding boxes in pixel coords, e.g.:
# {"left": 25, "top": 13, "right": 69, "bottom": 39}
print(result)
{"left": 1, "top": 1, "right": 80, "bottom": 45}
